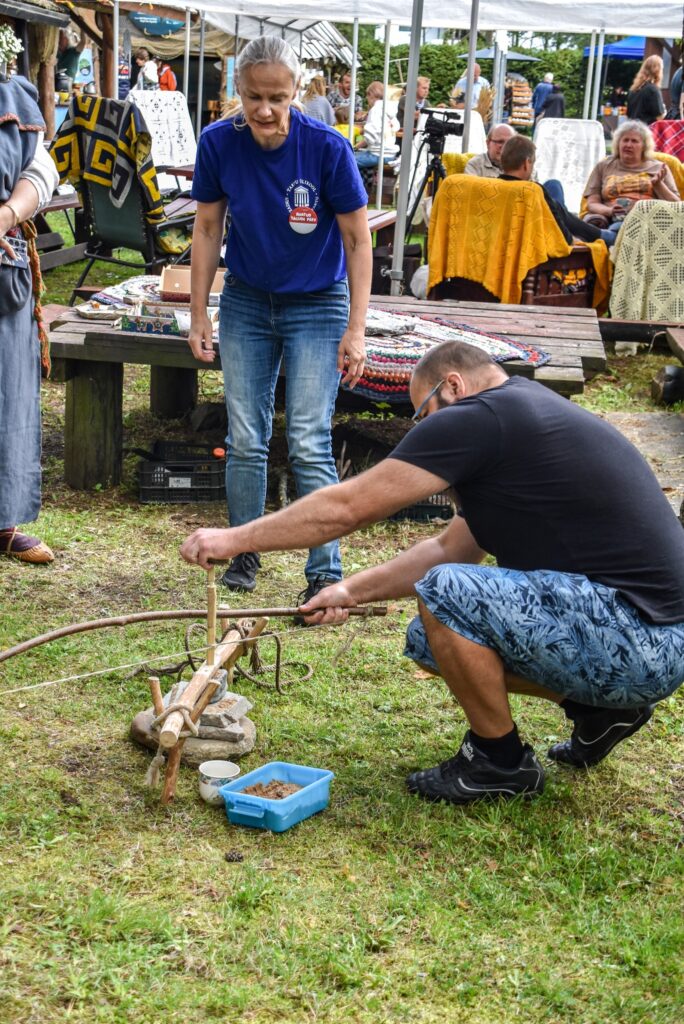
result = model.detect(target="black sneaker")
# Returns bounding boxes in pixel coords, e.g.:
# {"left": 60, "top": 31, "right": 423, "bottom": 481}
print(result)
{"left": 548, "top": 704, "right": 654, "bottom": 768}
{"left": 293, "top": 575, "right": 339, "bottom": 627}
{"left": 406, "top": 731, "right": 545, "bottom": 805}
{"left": 220, "top": 551, "right": 261, "bottom": 592}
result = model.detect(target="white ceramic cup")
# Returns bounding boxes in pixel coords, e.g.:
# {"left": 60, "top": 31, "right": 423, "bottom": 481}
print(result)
{"left": 198, "top": 759, "right": 240, "bottom": 806}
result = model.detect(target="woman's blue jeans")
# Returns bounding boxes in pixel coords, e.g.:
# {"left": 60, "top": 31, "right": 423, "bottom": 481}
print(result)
{"left": 218, "top": 274, "right": 348, "bottom": 582}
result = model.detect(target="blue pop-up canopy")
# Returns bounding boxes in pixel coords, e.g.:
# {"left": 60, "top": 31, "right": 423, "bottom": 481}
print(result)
{"left": 584, "top": 36, "right": 645, "bottom": 59}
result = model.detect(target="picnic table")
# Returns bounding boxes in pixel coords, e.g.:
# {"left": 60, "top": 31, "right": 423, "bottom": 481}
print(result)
{"left": 48, "top": 298, "right": 604, "bottom": 490}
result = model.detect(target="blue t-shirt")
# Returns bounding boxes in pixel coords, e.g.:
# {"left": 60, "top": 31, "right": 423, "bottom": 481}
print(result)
{"left": 191, "top": 107, "right": 368, "bottom": 293}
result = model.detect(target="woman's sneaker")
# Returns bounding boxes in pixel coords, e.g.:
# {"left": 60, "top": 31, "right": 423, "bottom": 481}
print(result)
{"left": 406, "top": 732, "right": 545, "bottom": 805}
{"left": 293, "top": 575, "right": 339, "bottom": 626}
{"left": 548, "top": 705, "right": 654, "bottom": 768}
{"left": 220, "top": 551, "right": 261, "bottom": 592}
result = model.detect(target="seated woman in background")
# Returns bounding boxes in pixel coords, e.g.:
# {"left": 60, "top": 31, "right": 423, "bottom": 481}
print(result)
{"left": 582, "top": 120, "right": 680, "bottom": 231}
{"left": 626, "top": 55, "right": 666, "bottom": 125}
{"left": 354, "top": 82, "right": 399, "bottom": 188}
{"left": 302, "top": 76, "right": 335, "bottom": 127}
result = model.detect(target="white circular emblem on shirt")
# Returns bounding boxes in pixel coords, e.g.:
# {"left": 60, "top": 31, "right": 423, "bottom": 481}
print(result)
{"left": 285, "top": 178, "right": 320, "bottom": 234}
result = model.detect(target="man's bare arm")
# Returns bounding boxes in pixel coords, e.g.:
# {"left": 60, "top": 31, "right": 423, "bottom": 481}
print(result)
{"left": 180, "top": 458, "right": 449, "bottom": 568}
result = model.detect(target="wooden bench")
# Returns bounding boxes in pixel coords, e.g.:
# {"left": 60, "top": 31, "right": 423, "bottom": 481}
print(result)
{"left": 367, "top": 209, "right": 397, "bottom": 247}
{"left": 48, "top": 298, "right": 605, "bottom": 490}
{"left": 38, "top": 192, "right": 88, "bottom": 272}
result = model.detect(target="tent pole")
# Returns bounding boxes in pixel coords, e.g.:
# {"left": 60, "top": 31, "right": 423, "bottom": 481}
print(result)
{"left": 583, "top": 29, "right": 596, "bottom": 120}
{"left": 112, "top": 0, "right": 119, "bottom": 99}
{"left": 232, "top": 16, "right": 240, "bottom": 97}
{"left": 462, "top": 0, "right": 481, "bottom": 150}
{"left": 376, "top": 19, "right": 392, "bottom": 212}
{"left": 348, "top": 19, "right": 359, "bottom": 144}
{"left": 183, "top": 9, "right": 191, "bottom": 96}
{"left": 590, "top": 28, "right": 605, "bottom": 121}
{"left": 196, "top": 11, "right": 206, "bottom": 138}
{"left": 497, "top": 51, "right": 508, "bottom": 124}
{"left": 390, "top": 0, "right": 424, "bottom": 297}
{"left": 491, "top": 41, "right": 500, "bottom": 125}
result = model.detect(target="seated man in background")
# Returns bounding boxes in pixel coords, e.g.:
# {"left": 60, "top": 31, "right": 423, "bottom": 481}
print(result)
{"left": 328, "top": 72, "right": 364, "bottom": 120}
{"left": 500, "top": 135, "right": 619, "bottom": 246}
{"left": 181, "top": 340, "right": 684, "bottom": 807}
{"left": 465, "top": 123, "right": 516, "bottom": 177}
{"left": 398, "top": 76, "right": 430, "bottom": 126}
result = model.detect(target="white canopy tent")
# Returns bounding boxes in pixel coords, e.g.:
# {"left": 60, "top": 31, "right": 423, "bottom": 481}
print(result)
{"left": 124, "top": 0, "right": 683, "bottom": 292}
{"left": 132, "top": 1, "right": 683, "bottom": 36}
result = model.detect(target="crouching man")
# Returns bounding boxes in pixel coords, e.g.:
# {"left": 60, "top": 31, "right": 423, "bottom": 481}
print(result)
{"left": 181, "top": 341, "right": 684, "bottom": 806}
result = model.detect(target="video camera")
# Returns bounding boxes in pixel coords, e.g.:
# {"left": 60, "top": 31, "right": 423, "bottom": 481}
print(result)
{"left": 421, "top": 108, "right": 464, "bottom": 154}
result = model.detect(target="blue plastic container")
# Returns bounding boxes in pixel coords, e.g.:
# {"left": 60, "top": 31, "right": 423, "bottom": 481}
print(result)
{"left": 219, "top": 761, "right": 334, "bottom": 833}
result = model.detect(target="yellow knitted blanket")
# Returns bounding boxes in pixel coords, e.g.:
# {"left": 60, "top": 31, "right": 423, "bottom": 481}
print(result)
{"left": 428, "top": 176, "right": 571, "bottom": 304}
{"left": 443, "top": 152, "right": 475, "bottom": 176}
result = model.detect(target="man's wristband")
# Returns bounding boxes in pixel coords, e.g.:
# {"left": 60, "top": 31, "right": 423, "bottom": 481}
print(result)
{"left": 3, "top": 202, "right": 19, "bottom": 229}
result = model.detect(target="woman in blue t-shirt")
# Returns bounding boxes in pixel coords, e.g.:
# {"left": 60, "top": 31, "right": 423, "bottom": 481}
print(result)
{"left": 188, "top": 36, "right": 371, "bottom": 599}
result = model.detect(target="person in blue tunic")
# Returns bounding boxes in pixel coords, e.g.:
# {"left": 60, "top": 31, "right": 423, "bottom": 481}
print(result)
{"left": 188, "top": 35, "right": 371, "bottom": 600}
{"left": 0, "top": 72, "right": 58, "bottom": 565}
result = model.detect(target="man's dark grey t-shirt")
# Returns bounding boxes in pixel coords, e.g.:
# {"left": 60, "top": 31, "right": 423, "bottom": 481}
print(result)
{"left": 389, "top": 376, "right": 684, "bottom": 624}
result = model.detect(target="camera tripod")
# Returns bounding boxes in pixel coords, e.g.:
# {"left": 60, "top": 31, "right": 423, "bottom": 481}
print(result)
{"left": 405, "top": 138, "right": 447, "bottom": 241}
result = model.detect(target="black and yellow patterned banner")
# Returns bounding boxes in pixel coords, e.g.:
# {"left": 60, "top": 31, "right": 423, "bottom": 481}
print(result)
{"left": 50, "top": 96, "right": 164, "bottom": 224}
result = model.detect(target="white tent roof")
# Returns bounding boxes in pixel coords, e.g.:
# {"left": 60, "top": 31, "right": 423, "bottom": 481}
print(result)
{"left": 138, "top": 0, "right": 684, "bottom": 37}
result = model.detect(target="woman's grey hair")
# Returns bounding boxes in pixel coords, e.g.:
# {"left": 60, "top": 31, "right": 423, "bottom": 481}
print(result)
{"left": 236, "top": 36, "right": 301, "bottom": 87}
{"left": 612, "top": 120, "right": 655, "bottom": 160}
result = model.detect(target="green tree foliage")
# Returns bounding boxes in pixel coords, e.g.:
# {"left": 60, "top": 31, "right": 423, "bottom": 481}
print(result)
{"left": 336, "top": 37, "right": 624, "bottom": 119}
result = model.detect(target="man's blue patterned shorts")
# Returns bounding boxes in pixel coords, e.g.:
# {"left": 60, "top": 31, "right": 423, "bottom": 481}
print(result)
{"left": 405, "top": 564, "right": 684, "bottom": 707}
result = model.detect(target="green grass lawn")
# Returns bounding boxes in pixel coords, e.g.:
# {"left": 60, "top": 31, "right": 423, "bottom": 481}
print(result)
{"left": 1, "top": 250, "right": 683, "bottom": 1023}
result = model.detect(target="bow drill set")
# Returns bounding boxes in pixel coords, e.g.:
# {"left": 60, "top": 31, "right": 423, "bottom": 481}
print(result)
{"left": 0, "top": 565, "right": 386, "bottom": 804}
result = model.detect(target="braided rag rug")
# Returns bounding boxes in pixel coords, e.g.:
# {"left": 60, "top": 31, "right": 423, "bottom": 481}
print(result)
{"left": 343, "top": 307, "right": 550, "bottom": 403}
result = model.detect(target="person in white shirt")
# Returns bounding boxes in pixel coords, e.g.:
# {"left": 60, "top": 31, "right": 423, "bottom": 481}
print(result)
{"left": 453, "top": 63, "right": 490, "bottom": 107}
{"left": 354, "top": 82, "right": 399, "bottom": 171}
{"left": 133, "top": 48, "right": 158, "bottom": 91}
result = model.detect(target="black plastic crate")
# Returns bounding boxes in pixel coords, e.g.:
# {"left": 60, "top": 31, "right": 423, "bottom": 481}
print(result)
{"left": 389, "top": 491, "right": 454, "bottom": 523}
{"left": 137, "top": 441, "right": 226, "bottom": 504}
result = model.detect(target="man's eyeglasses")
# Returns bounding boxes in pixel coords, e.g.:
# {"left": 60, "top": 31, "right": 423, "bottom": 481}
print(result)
{"left": 412, "top": 378, "right": 445, "bottom": 423}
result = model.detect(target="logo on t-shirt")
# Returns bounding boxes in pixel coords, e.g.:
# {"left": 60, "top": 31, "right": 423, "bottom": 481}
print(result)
{"left": 285, "top": 178, "right": 319, "bottom": 235}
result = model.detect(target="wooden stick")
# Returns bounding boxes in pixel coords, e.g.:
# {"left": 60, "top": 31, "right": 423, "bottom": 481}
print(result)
{"left": 161, "top": 677, "right": 219, "bottom": 805}
{"left": 158, "top": 617, "right": 269, "bottom": 750}
{"left": 206, "top": 566, "right": 216, "bottom": 667}
{"left": 148, "top": 676, "right": 164, "bottom": 717}
{"left": 0, "top": 606, "right": 386, "bottom": 666}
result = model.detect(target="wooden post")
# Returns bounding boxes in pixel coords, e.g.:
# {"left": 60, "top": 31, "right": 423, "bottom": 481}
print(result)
{"left": 100, "top": 14, "right": 114, "bottom": 99}
{"left": 64, "top": 361, "right": 123, "bottom": 489}
{"left": 149, "top": 366, "right": 197, "bottom": 418}
{"left": 38, "top": 58, "right": 56, "bottom": 140}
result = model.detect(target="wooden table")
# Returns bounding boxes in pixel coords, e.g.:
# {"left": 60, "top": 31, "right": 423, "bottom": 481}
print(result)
{"left": 165, "top": 164, "right": 195, "bottom": 180}
{"left": 379, "top": 296, "right": 606, "bottom": 396}
{"left": 48, "top": 297, "right": 605, "bottom": 490}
